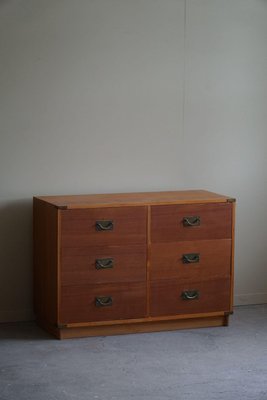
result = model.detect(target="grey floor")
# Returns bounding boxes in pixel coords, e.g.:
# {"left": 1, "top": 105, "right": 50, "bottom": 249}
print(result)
{"left": 1, "top": 305, "right": 267, "bottom": 400}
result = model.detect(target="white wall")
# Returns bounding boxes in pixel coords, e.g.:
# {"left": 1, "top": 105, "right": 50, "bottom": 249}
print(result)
{"left": 0, "top": 0, "right": 266, "bottom": 321}
{"left": 182, "top": 0, "right": 267, "bottom": 305}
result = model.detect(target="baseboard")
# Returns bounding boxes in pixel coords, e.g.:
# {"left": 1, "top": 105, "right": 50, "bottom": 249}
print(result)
{"left": 0, "top": 309, "right": 34, "bottom": 323}
{"left": 234, "top": 293, "right": 267, "bottom": 306}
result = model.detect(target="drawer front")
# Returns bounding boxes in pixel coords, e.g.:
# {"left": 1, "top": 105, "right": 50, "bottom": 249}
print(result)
{"left": 150, "top": 239, "right": 231, "bottom": 281}
{"left": 60, "top": 206, "right": 147, "bottom": 247}
{"left": 151, "top": 203, "right": 232, "bottom": 243}
{"left": 150, "top": 278, "right": 230, "bottom": 317}
{"left": 61, "top": 244, "right": 147, "bottom": 285}
{"left": 59, "top": 282, "right": 147, "bottom": 324}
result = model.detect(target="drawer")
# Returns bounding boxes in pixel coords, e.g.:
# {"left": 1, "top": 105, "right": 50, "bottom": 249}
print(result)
{"left": 151, "top": 202, "right": 232, "bottom": 243}
{"left": 59, "top": 282, "right": 147, "bottom": 324}
{"left": 61, "top": 244, "right": 146, "bottom": 285}
{"left": 60, "top": 206, "right": 147, "bottom": 247}
{"left": 150, "top": 278, "right": 230, "bottom": 317}
{"left": 150, "top": 239, "right": 231, "bottom": 281}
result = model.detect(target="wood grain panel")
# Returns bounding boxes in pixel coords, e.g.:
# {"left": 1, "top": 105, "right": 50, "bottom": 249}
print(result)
{"left": 61, "top": 244, "right": 146, "bottom": 285}
{"left": 59, "top": 315, "right": 227, "bottom": 339}
{"left": 34, "top": 190, "right": 231, "bottom": 209}
{"left": 151, "top": 202, "right": 232, "bottom": 242}
{"left": 150, "top": 239, "right": 231, "bottom": 281}
{"left": 60, "top": 206, "right": 147, "bottom": 247}
{"left": 150, "top": 278, "right": 230, "bottom": 316}
{"left": 59, "top": 282, "right": 147, "bottom": 324}
{"left": 33, "top": 198, "right": 59, "bottom": 325}
{"left": 230, "top": 201, "right": 236, "bottom": 311}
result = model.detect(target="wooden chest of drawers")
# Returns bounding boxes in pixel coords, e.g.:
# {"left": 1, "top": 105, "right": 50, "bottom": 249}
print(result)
{"left": 33, "top": 190, "right": 235, "bottom": 339}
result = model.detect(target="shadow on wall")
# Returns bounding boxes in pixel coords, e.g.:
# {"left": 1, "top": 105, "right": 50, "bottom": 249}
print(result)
{"left": 0, "top": 198, "right": 34, "bottom": 322}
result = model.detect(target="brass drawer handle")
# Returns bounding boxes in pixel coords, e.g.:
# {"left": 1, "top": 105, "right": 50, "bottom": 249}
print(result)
{"left": 182, "top": 253, "right": 200, "bottom": 264}
{"left": 95, "top": 220, "right": 114, "bottom": 231}
{"left": 181, "top": 290, "right": 199, "bottom": 300}
{"left": 95, "top": 258, "right": 114, "bottom": 270}
{"left": 95, "top": 296, "right": 113, "bottom": 307}
{"left": 182, "top": 216, "right": 200, "bottom": 227}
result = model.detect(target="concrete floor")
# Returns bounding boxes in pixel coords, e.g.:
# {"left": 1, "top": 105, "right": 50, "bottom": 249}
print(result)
{"left": 0, "top": 305, "right": 267, "bottom": 400}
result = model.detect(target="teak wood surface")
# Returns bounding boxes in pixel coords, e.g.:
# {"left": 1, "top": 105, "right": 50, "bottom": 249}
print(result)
{"left": 150, "top": 239, "right": 231, "bottom": 281}
{"left": 33, "top": 199, "right": 59, "bottom": 327}
{"left": 151, "top": 202, "right": 232, "bottom": 242}
{"left": 58, "top": 315, "right": 229, "bottom": 339}
{"left": 150, "top": 278, "right": 230, "bottom": 317}
{"left": 34, "top": 190, "right": 233, "bottom": 209}
{"left": 59, "top": 281, "right": 147, "bottom": 324}
{"left": 61, "top": 244, "right": 147, "bottom": 285}
{"left": 60, "top": 206, "right": 147, "bottom": 247}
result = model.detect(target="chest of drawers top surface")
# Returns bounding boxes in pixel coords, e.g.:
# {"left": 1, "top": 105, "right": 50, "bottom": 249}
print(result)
{"left": 34, "top": 189, "right": 233, "bottom": 209}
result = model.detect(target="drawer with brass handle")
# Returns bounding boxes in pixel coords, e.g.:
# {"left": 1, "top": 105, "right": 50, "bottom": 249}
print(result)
{"left": 150, "top": 239, "right": 231, "bottom": 281}
{"left": 151, "top": 202, "right": 232, "bottom": 243}
{"left": 150, "top": 278, "right": 230, "bottom": 317}
{"left": 60, "top": 206, "right": 147, "bottom": 247}
{"left": 61, "top": 244, "right": 146, "bottom": 285}
{"left": 59, "top": 282, "right": 147, "bottom": 324}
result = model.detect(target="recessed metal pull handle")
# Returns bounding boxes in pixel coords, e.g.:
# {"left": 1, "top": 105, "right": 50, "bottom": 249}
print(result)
{"left": 95, "top": 296, "right": 113, "bottom": 307}
{"left": 181, "top": 290, "right": 199, "bottom": 300}
{"left": 182, "top": 216, "right": 200, "bottom": 227}
{"left": 95, "top": 220, "right": 114, "bottom": 231}
{"left": 95, "top": 258, "right": 114, "bottom": 270}
{"left": 182, "top": 253, "right": 200, "bottom": 264}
